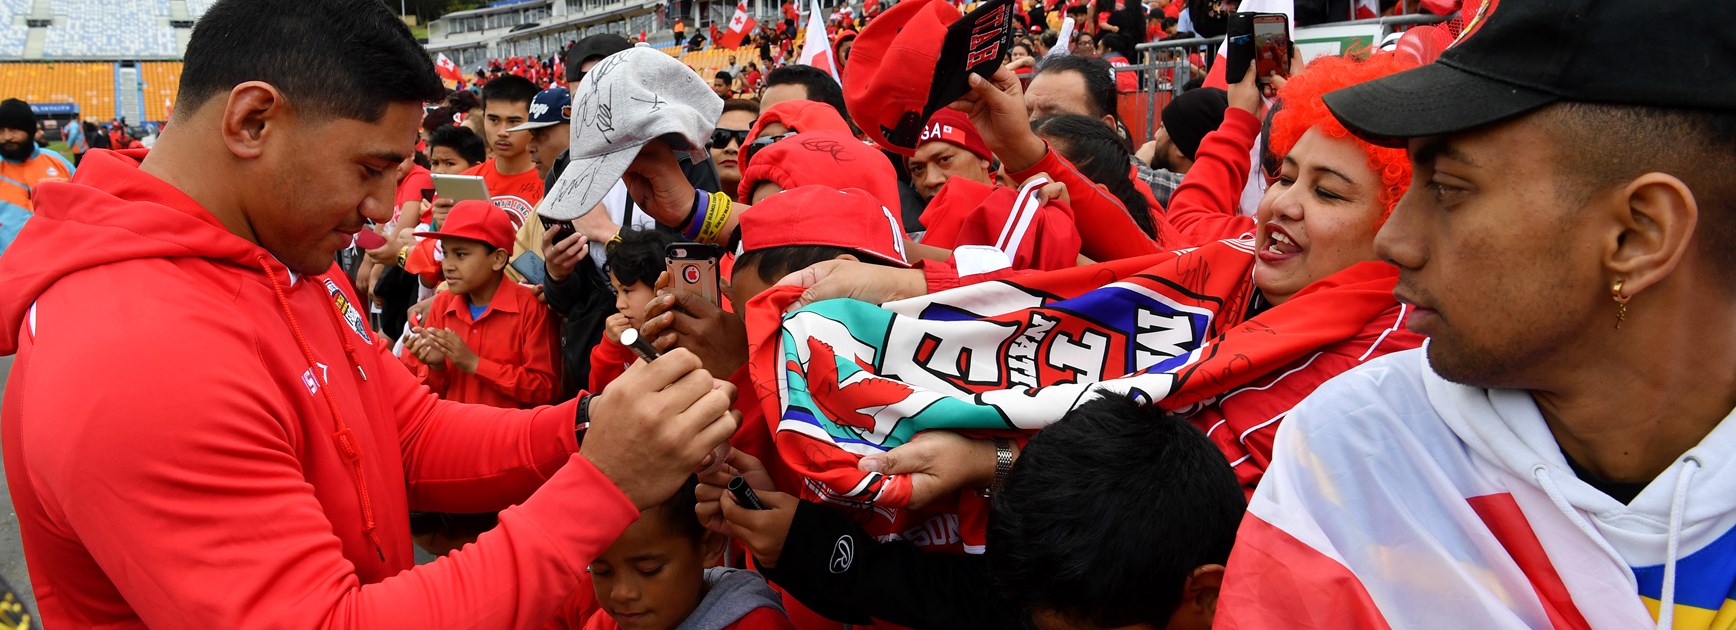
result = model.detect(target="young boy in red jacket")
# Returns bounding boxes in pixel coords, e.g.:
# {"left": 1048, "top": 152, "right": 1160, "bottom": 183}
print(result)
{"left": 403, "top": 199, "right": 558, "bottom": 409}
{"left": 582, "top": 476, "right": 794, "bottom": 630}
{"left": 589, "top": 227, "right": 677, "bottom": 393}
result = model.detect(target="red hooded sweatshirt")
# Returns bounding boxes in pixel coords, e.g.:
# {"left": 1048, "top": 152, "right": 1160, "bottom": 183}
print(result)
{"left": 0, "top": 149, "right": 640, "bottom": 628}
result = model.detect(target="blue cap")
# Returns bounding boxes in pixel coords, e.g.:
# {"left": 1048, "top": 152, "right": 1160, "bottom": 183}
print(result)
{"left": 507, "top": 86, "right": 571, "bottom": 132}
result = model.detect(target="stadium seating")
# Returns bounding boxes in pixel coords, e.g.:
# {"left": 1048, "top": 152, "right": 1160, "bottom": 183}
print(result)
{"left": 43, "top": 0, "right": 178, "bottom": 58}
{"left": 0, "top": 0, "right": 28, "bottom": 57}
{"left": 184, "top": 0, "right": 214, "bottom": 18}
{"left": 0, "top": 62, "right": 118, "bottom": 121}
{"left": 138, "top": 61, "right": 181, "bottom": 121}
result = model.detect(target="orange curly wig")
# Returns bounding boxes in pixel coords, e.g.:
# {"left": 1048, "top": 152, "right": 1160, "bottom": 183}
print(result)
{"left": 1268, "top": 52, "right": 1420, "bottom": 223}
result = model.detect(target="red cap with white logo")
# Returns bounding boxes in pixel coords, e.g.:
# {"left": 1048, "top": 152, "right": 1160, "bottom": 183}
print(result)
{"left": 738, "top": 185, "right": 911, "bottom": 268}
{"left": 916, "top": 108, "right": 992, "bottom": 163}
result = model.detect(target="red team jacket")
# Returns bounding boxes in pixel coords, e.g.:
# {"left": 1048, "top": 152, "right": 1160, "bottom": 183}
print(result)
{"left": 0, "top": 149, "right": 640, "bottom": 627}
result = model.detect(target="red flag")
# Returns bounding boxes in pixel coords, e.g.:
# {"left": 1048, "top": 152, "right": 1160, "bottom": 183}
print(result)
{"left": 435, "top": 53, "right": 464, "bottom": 84}
{"left": 722, "top": 0, "right": 756, "bottom": 48}
{"left": 1352, "top": 0, "right": 1379, "bottom": 19}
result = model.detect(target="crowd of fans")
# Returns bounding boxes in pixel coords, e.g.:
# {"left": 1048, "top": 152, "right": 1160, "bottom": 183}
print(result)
{"left": 2, "top": 0, "right": 1734, "bottom": 628}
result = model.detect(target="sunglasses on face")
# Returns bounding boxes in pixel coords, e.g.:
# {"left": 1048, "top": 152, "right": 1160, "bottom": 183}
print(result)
{"left": 741, "top": 131, "right": 797, "bottom": 169}
{"left": 710, "top": 128, "right": 752, "bottom": 149}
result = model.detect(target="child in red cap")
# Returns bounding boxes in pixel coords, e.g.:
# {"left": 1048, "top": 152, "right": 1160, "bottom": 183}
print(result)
{"left": 402, "top": 199, "right": 559, "bottom": 411}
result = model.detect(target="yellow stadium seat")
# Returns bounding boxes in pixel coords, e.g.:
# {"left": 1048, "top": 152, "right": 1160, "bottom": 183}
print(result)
{"left": 0, "top": 62, "right": 117, "bottom": 121}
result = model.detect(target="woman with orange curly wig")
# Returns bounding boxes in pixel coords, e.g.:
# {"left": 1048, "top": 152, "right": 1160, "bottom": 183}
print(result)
{"left": 1166, "top": 52, "right": 1419, "bottom": 303}
{"left": 1138, "top": 52, "right": 1428, "bottom": 492}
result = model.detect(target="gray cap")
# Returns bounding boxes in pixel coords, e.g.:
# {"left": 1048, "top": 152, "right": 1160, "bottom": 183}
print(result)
{"left": 538, "top": 44, "right": 723, "bottom": 220}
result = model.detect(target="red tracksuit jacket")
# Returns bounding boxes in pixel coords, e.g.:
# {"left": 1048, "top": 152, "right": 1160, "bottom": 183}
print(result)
{"left": 0, "top": 149, "right": 640, "bottom": 628}
{"left": 405, "top": 279, "right": 560, "bottom": 408}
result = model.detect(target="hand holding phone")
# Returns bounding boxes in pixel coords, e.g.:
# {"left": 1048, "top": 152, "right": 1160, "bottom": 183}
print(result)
{"left": 666, "top": 242, "right": 725, "bottom": 307}
{"left": 1251, "top": 14, "right": 1292, "bottom": 84}
{"left": 1226, "top": 12, "right": 1290, "bottom": 85}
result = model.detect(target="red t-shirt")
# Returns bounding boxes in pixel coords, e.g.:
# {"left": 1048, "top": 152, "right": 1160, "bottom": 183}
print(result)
{"left": 462, "top": 160, "right": 544, "bottom": 230}
{"left": 395, "top": 165, "right": 435, "bottom": 225}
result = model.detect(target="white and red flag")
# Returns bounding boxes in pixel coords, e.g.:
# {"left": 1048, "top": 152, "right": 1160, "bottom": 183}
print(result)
{"left": 721, "top": 0, "right": 758, "bottom": 49}
{"left": 434, "top": 53, "right": 464, "bottom": 84}
{"left": 797, "top": 0, "right": 840, "bottom": 82}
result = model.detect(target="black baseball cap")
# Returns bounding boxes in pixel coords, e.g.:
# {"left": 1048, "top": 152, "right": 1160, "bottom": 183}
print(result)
{"left": 1325, "top": 0, "right": 1736, "bottom": 147}
{"left": 565, "top": 34, "right": 633, "bottom": 83}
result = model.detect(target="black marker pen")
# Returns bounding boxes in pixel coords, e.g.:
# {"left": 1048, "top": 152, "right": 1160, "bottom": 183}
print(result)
{"left": 727, "top": 476, "right": 767, "bottom": 510}
{"left": 620, "top": 328, "right": 661, "bottom": 362}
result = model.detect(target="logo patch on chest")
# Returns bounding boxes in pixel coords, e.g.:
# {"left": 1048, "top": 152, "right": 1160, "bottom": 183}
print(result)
{"left": 324, "top": 278, "right": 372, "bottom": 344}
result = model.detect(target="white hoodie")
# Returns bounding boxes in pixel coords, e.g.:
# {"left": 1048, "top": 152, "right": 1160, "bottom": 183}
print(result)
{"left": 1217, "top": 346, "right": 1736, "bottom": 630}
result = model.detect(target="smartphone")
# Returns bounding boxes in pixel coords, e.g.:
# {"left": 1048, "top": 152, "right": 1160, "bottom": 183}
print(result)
{"left": 666, "top": 242, "right": 724, "bottom": 307}
{"left": 538, "top": 214, "right": 576, "bottom": 239}
{"left": 431, "top": 174, "right": 490, "bottom": 203}
{"left": 1225, "top": 12, "right": 1255, "bottom": 82}
{"left": 1252, "top": 14, "right": 1291, "bottom": 84}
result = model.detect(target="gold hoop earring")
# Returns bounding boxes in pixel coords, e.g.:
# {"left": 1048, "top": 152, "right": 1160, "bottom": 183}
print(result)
{"left": 1611, "top": 279, "right": 1630, "bottom": 330}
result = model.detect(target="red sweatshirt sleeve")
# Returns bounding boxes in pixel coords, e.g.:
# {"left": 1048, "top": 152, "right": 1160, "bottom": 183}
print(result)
{"left": 473, "top": 293, "right": 559, "bottom": 406}
{"left": 588, "top": 337, "right": 635, "bottom": 394}
{"left": 34, "top": 319, "right": 637, "bottom": 629}
{"left": 1165, "top": 107, "right": 1261, "bottom": 247}
{"left": 385, "top": 344, "right": 589, "bottom": 513}
{"left": 916, "top": 256, "right": 1032, "bottom": 294}
{"left": 1007, "top": 146, "right": 1167, "bottom": 260}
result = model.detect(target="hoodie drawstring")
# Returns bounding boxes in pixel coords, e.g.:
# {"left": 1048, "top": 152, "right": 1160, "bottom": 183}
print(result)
{"left": 1657, "top": 456, "right": 1701, "bottom": 630}
{"left": 258, "top": 256, "right": 387, "bottom": 563}
{"left": 1532, "top": 464, "right": 1629, "bottom": 574}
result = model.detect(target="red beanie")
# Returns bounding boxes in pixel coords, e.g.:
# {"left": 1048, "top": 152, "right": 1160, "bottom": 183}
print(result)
{"left": 737, "top": 130, "right": 900, "bottom": 209}
{"left": 745, "top": 100, "right": 854, "bottom": 150}
{"left": 916, "top": 108, "right": 992, "bottom": 162}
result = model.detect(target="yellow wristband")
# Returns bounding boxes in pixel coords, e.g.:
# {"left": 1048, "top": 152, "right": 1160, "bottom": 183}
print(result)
{"left": 697, "top": 192, "right": 732, "bottom": 243}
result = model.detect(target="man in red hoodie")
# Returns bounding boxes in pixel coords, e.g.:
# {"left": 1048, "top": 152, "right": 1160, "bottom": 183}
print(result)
{"left": 0, "top": 1, "right": 738, "bottom": 627}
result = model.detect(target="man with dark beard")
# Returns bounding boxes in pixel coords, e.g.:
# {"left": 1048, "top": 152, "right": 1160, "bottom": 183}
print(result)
{"left": 0, "top": 98, "right": 75, "bottom": 258}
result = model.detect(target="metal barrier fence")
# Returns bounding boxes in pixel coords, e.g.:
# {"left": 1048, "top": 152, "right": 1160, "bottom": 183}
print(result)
{"left": 1112, "top": 12, "right": 1452, "bottom": 145}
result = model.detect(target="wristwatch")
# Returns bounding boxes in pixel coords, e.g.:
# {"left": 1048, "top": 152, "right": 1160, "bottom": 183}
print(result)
{"left": 979, "top": 437, "right": 1015, "bottom": 498}
{"left": 574, "top": 393, "right": 593, "bottom": 445}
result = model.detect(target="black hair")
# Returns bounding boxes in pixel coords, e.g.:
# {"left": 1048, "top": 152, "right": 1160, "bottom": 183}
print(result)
{"left": 734, "top": 245, "right": 896, "bottom": 285}
{"left": 1540, "top": 103, "right": 1736, "bottom": 288}
{"left": 480, "top": 74, "right": 539, "bottom": 110}
{"left": 605, "top": 227, "right": 677, "bottom": 288}
{"left": 428, "top": 124, "right": 486, "bottom": 165}
{"left": 764, "top": 64, "right": 860, "bottom": 134}
{"left": 446, "top": 89, "right": 482, "bottom": 113}
{"left": 652, "top": 475, "right": 708, "bottom": 544}
{"left": 1098, "top": 32, "right": 1137, "bottom": 62}
{"left": 177, "top": 0, "right": 442, "bottom": 123}
{"left": 1034, "top": 55, "right": 1119, "bottom": 123}
{"left": 1033, "top": 115, "right": 1156, "bottom": 240}
{"left": 988, "top": 393, "right": 1244, "bottom": 628}
{"left": 1041, "top": 31, "right": 1060, "bottom": 49}
{"left": 421, "top": 106, "right": 455, "bottom": 134}
{"left": 722, "top": 98, "right": 761, "bottom": 118}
